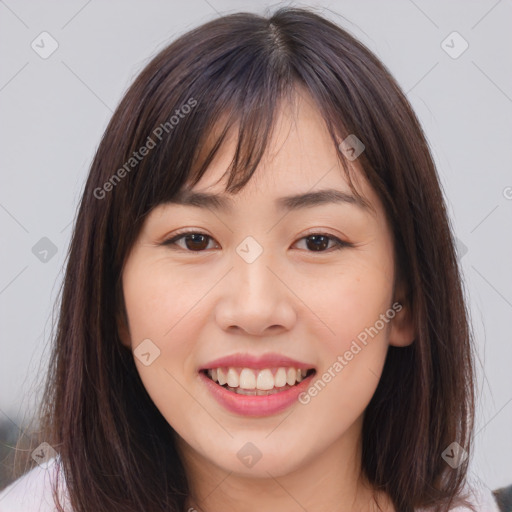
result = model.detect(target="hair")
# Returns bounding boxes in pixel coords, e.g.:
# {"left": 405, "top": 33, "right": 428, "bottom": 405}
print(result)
{"left": 21, "top": 6, "right": 475, "bottom": 512}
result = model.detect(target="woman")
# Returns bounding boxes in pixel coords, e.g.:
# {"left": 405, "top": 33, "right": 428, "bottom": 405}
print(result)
{"left": 0, "top": 6, "right": 500, "bottom": 512}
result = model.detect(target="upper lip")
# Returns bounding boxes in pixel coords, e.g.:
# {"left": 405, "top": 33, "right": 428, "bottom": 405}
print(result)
{"left": 199, "top": 353, "right": 315, "bottom": 371}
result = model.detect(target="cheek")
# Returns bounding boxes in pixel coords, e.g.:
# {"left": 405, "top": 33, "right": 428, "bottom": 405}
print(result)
{"left": 122, "top": 260, "right": 210, "bottom": 343}
{"left": 300, "top": 256, "right": 394, "bottom": 353}
{"left": 299, "top": 275, "right": 393, "bottom": 425}
{"left": 122, "top": 259, "right": 215, "bottom": 421}
{"left": 301, "top": 346, "right": 386, "bottom": 435}
{"left": 295, "top": 248, "right": 394, "bottom": 421}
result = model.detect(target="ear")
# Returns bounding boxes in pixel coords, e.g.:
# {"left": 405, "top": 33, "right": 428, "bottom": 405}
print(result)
{"left": 116, "top": 305, "right": 132, "bottom": 349}
{"left": 388, "top": 281, "right": 415, "bottom": 347}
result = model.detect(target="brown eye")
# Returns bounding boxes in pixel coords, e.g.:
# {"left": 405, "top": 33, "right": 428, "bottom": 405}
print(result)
{"left": 182, "top": 234, "right": 211, "bottom": 251}
{"left": 163, "top": 232, "right": 216, "bottom": 252}
{"left": 304, "top": 235, "right": 330, "bottom": 251}
{"left": 295, "top": 234, "right": 348, "bottom": 252}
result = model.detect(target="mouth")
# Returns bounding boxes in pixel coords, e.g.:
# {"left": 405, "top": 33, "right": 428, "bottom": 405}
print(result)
{"left": 200, "top": 367, "right": 317, "bottom": 396}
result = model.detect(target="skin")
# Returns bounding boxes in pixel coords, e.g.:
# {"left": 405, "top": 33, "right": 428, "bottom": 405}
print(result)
{"left": 118, "top": 88, "right": 415, "bottom": 512}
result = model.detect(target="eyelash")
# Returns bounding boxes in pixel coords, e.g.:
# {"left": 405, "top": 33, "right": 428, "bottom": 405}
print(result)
{"left": 161, "top": 229, "right": 351, "bottom": 254}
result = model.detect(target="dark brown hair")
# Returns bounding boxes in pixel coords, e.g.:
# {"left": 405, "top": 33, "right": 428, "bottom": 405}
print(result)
{"left": 26, "top": 6, "right": 475, "bottom": 512}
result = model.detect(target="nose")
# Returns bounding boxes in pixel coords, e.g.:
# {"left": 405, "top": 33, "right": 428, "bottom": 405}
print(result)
{"left": 215, "top": 250, "right": 297, "bottom": 336}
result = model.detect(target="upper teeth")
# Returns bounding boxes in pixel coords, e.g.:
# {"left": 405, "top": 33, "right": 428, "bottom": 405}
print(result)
{"left": 207, "top": 367, "right": 310, "bottom": 390}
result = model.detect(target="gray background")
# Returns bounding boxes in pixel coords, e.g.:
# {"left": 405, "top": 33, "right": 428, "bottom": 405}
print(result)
{"left": 1, "top": 0, "right": 511, "bottom": 493}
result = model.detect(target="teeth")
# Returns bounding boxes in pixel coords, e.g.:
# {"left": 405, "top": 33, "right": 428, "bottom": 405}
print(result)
{"left": 205, "top": 366, "right": 312, "bottom": 390}
{"left": 286, "top": 368, "right": 297, "bottom": 386}
{"left": 227, "top": 368, "right": 239, "bottom": 388}
{"left": 217, "top": 368, "right": 227, "bottom": 386}
{"left": 239, "top": 368, "right": 256, "bottom": 389}
{"left": 274, "top": 367, "right": 287, "bottom": 387}
{"left": 256, "top": 369, "right": 274, "bottom": 390}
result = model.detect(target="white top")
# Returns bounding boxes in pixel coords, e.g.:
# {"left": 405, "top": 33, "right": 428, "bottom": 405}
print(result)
{"left": 0, "top": 458, "right": 71, "bottom": 512}
{"left": 0, "top": 458, "right": 501, "bottom": 511}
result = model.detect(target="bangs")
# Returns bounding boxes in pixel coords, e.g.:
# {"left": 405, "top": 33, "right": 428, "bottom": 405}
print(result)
{"left": 118, "top": 15, "right": 369, "bottom": 218}
{"left": 181, "top": 83, "right": 371, "bottom": 213}
{"left": 183, "top": 81, "right": 297, "bottom": 195}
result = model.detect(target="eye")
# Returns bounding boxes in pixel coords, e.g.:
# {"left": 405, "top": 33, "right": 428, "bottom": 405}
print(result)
{"left": 294, "top": 233, "right": 350, "bottom": 252}
{"left": 161, "top": 230, "right": 351, "bottom": 253}
{"left": 162, "top": 231, "right": 218, "bottom": 252}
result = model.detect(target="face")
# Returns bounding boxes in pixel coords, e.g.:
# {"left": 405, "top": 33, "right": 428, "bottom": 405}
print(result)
{"left": 119, "top": 89, "right": 414, "bottom": 482}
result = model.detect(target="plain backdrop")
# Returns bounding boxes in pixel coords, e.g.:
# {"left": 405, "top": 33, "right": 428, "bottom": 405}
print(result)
{"left": 1, "top": 0, "right": 511, "bottom": 494}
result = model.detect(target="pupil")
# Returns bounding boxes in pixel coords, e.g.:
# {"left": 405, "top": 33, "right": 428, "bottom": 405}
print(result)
{"left": 186, "top": 234, "right": 208, "bottom": 251}
{"left": 307, "top": 235, "right": 328, "bottom": 251}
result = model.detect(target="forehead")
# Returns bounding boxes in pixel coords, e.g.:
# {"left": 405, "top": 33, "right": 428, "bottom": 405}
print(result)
{"left": 181, "top": 89, "right": 378, "bottom": 215}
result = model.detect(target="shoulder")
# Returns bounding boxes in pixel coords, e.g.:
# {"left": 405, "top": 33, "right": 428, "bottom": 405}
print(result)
{"left": 0, "top": 457, "right": 72, "bottom": 512}
{"left": 417, "top": 480, "right": 501, "bottom": 512}
{"left": 451, "top": 484, "right": 501, "bottom": 511}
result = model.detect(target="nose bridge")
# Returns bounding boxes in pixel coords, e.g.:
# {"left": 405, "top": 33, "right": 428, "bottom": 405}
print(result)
{"left": 233, "top": 235, "right": 279, "bottom": 304}
{"left": 215, "top": 235, "right": 295, "bottom": 334}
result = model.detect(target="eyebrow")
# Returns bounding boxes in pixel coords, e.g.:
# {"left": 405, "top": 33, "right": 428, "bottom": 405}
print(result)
{"left": 168, "top": 188, "right": 369, "bottom": 212}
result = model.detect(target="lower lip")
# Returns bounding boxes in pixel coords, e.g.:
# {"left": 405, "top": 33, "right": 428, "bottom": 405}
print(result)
{"left": 199, "top": 370, "right": 316, "bottom": 417}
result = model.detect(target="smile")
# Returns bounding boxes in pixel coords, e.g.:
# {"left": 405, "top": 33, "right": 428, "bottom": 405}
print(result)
{"left": 203, "top": 367, "right": 315, "bottom": 395}
{"left": 199, "top": 365, "right": 317, "bottom": 416}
